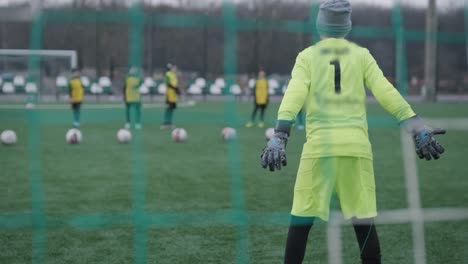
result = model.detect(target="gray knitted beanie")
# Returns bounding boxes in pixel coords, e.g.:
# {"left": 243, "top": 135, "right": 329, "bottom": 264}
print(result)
{"left": 316, "top": 0, "right": 352, "bottom": 38}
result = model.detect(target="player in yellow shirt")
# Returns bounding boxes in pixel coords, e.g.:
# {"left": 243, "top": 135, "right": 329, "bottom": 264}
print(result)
{"left": 246, "top": 70, "right": 269, "bottom": 128}
{"left": 124, "top": 67, "right": 143, "bottom": 129}
{"left": 161, "top": 63, "right": 180, "bottom": 129}
{"left": 260, "top": 1, "right": 446, "bottom": 263}
{"left": 68, "top": 68, "right": 84, "bottom": 127}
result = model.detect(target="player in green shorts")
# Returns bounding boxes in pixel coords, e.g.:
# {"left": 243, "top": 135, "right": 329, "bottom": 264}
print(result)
{"left": 68, "top": 68, "right": 84, "bottom": 128}
{"left": 260, "top": 1, "right": 446, "bottom": 263}
{"left": 124, "top": 67, "right": 143, "bottom": 129}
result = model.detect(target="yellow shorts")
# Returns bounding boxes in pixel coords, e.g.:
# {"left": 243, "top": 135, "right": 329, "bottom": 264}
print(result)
{"left": 291, "top": 157, "right": 377, "bottom": 221}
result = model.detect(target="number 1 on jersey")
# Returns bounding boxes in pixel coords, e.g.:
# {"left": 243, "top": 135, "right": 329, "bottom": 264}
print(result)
{"left": 330, "top": 59, "right": 341, "bottom": 94}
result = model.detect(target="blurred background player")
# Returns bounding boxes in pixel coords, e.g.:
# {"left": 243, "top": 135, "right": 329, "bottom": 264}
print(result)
{"left": 124, "top": 67, "right": 143, "bottom": 129}
{"left": 68, "top": 68, "right": 84, "bottom": 128}
{"left": 260, "top": 1, "right": 446, "bottom": 263}
{"left": 246, "top": 69, "right": 269, "bottom": 128}
{"left": 161, "top": 63, "right": 180, "bottom": 129}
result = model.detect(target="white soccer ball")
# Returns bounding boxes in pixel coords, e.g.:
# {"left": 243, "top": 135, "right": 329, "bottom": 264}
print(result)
{"left": 171, "top": 128, "right": 188, "bottom": 142}
{"left": 66, "top": 129, "right": 82, "bottom": 144}
{"left": 222, "top": 127, "right": 237, "bottom": 141}
{"left": 1, "top": 130, "right": 17, "bottom": 145}
{"left": 265, "top": 128, "right": 275, "bottom": 140}
{"left": 117, "top": 129, "right": 132, "bottom": 144}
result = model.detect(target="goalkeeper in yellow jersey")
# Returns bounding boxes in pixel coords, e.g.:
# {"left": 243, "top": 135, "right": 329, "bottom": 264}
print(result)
{"left": 260, "top": 1, "right": 446, "bottom": 263}
{"left": 68, "top": 68, "right": 84, "bottom": 128}
{"left": 246, "top": 70, "right": 269, "bottom": 128}
{"left": 161, "top": 63, "right": 180, "bottom": 129}
{"left": 124, "top": 67, "right": 143, "bottom": 130}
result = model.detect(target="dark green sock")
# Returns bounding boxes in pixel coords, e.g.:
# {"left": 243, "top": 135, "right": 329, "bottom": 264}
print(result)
{"left": 164, "top": 109, "right": 171, "bottom": 124}
{"left": 251, "top": 107, "right": 258, "bottom": 122}
{"left": 73, "top": 109, "right": 80, "bottom": 123}
{"left": 167, "top": 109, "right": 174, "bottom": 124}
{"left": 125, "top": 104, "right": 131, "bottom": 123}
{"left": 135, "top": 103, "right": 141, "bottom": 124}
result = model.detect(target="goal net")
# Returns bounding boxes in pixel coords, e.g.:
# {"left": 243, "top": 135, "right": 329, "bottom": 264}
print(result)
{"left": 0, "top": 49, "right": 77, "bottom": 94}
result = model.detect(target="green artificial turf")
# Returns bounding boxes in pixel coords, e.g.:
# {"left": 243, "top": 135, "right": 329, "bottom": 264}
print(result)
{"left": 0, "top": 101, "right": 467, "bottom": 263}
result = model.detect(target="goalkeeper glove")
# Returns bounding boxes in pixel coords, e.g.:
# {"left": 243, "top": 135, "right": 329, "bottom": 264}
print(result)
{"left": 261, "top": 120, "right": 292, "bottom": 171}
{"left": 401, "top": 115, "right": 446, "bottom": 160}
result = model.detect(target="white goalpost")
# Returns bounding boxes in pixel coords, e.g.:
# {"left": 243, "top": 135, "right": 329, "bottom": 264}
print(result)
{"left": 0, "top": 49, "right": 78, "bottom": 97}
{"left": 0, "top": 49, "right": 78, "bottom": 69}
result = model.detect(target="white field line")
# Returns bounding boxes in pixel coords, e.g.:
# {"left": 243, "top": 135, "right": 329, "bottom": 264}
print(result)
{"left": 0, "top": 101, "right": 197, "bottom": 110}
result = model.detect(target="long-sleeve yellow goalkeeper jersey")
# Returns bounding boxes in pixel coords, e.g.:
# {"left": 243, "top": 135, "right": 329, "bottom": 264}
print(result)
{"left": 278, "top": 38, "right": 415, "bottom": 160}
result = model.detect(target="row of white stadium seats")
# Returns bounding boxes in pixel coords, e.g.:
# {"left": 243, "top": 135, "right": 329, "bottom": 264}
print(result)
{"left": 0, "top": 82, "right": 38, "bottom": 93}
{"left": 0, "top": 76, "right": 287, "bottom": 95}
{"left": 0, "top": 76, "right": 27, "bottom": 86}
{"left": 55, "top": 76, "right": 285, "bottom": 89}
{"left": 0, "top": 74, "right": 287, "bottom": 95}
{"left": 56, "top": 76, "right": 112, "bottom": 88}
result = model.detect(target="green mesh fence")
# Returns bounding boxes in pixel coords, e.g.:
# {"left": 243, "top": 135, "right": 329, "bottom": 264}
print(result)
{"left": 1, "top": 0, "right": 467, "bottom": 263}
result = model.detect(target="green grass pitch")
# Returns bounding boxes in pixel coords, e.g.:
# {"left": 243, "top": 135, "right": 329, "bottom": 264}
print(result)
{"left": 1, "top": 101, "right": 467, "bottom": 263}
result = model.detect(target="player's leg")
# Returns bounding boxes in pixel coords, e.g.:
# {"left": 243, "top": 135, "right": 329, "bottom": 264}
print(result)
{"left": 284, "top": 216, "right": 315, "bottom": 264}
{"left": 163, "top": 108, "right": 170, "bottom": 126}
{"left": 252, "top": 104, "right": 258, "bottom": 121}
{"left": 246, "top": 104, "right": 258, "bottom": 128}
{"left": 135, "top": 102, "right": 142, "bottom": 129}
{"left": 163, "top": 106, "right": 170, "bottom": 124}
{"left": 286, "top": 157, "right": 336, "bottom": 263}
{"left": 352, "top": 218, "right": 381, "bottom": 264}
{"left": 125, "top": 103, "right": 131, "bottom": 129}
{"left": 169, "top": 103, "right": 176, "bottom": 125}
{"left": 72, "top": 103, "right": 81, "bottom": 127}
{"left": 258, "top": 105, "right": 266, "bottom": 128}
{"left": 162, "top": 102, "right": 171, "bottom": 126}
{"left": 335, "top": 157, "right": 380, "bottom": 263}
{"left": 162, "top": 103, "right": 176, "bottom": 129}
